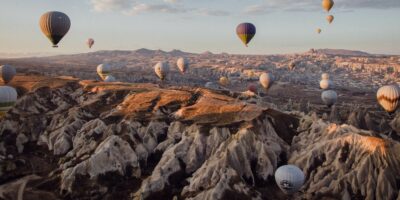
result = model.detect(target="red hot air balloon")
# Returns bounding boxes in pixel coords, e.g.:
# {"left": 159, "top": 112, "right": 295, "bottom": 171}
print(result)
{"left": 236, "top": 23, "right": 256, "bottom": 47}
{"left": 247, "top": 84, "right": 257, "bottom": 93}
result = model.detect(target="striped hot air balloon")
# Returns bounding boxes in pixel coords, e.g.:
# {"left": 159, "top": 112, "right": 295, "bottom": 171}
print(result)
{"left": 39, "top": 11, "right": 71, "bottom": 48}
{"left": 377, "top": 85, "right": 400, "bottom": 113}
{"left": 236, "top": 23, "right": 256, "bottom": 47}
{"left": 0, "top": 86, "right": 17, "bottom": 117}
{"left": 0, "top": 64, "right": 16, "bottom": 84}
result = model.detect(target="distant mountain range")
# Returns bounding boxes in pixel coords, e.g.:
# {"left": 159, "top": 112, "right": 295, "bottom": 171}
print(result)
{"left": 0, "top": 48, "right": 380, "bottom": 60}
{"left": 312, "top": 49, "right": 371, "bottom": 56}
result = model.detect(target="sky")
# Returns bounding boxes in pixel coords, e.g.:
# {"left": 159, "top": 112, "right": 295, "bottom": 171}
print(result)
{"left": 0, "top": 0, "right": 400, "bottom": 55}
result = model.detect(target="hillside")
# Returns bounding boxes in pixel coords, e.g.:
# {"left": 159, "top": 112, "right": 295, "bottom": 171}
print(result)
{"left": 0, "top": 75, "right": 399, "bottom": 200}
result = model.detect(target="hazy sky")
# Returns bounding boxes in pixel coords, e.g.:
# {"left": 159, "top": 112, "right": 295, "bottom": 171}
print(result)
{"left": 0, "top": 0, "right": 400, "bottom": 55}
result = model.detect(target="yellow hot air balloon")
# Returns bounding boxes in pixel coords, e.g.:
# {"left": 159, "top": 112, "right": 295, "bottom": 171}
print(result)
{"left": 317, "top": 28, "right": 322, "bottom": 34}
{"left": 377, "top": 85, "right": 400, "bottom": 113}
{"left": 326, "top": 15, "right": 334, "bottom": 24}
{"left": 259, "top": 72, "right": 274, "bottom": 90}
{"left": 0, "top": 86, "right": 17, "bottom": 117}
{"left": 322, "top": 0, "right": 334, "bottom": 12}
{"left": 39, "top": 11, "right": 71, "bottom": 48}
{"left": 219, "top": 77, "right": 230, "bottom": 86}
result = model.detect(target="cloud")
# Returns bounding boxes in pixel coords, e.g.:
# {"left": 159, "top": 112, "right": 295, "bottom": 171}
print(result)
{"left": 243, "top": 0, "right": 400, "bottom": 14}
{"left": 197, "top": 9, "right": 230, "bottom": 16}
{"left": 90, "top": 0, "right": 133, "bottom": 12}
{"left": 124, "top": 3, "right": 187, "bottom": 15}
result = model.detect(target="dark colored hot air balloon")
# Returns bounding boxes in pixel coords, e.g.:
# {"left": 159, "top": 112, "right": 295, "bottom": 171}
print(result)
{"left": 236, "top": 23, "right": 256, "bottom": 47}
{"left": 39, "top": 11, "right": 71, "bottom": 48}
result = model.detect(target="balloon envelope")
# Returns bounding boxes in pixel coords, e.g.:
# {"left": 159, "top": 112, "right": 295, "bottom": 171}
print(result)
{"left": 320, "top": 79, "right": 334, "bottom": 90}
{"left": 39, "top": 11, "right": 71, "bottom": 48}
{"left": 97, "top": 64, "right": 113, "bottom": 81}
{"left": 321, "top": 90, "right": 338, "bottom": 107}
{"left": 104, "top": 75, "right": 116, "bottom": 82}
{"left": 177, "top": 57, "right": 189, "bottom": 74}
{"left": 259, "top": 72, "right": 274, "bottom": 90}
{"left": 0, "top": 86, "right": 17, "bottom": 117}
{"left": 154, "top": 62, "right": 170, "bottom": 81}
{"left": 219, "top": 77, "right": 230, "bottom": 86}
{"left": 87, "top": 38, "right": 95, "bottom": 49}
{"left": 321, "top": 73, "right": 330, "bottom": 80}
{"left": 0, "top": 64, "right": 16, "bottom": 84}
{"left": 322, "top": 0, "right": 334, "bottom": 12}
{"left": 377, "top": 85, "right": 400, "bottom": 113}
{"left": 326, "top": 15, "right": 334, "bottom": 24}
{"left": 275, "top": 165, "right": 305, "bottom": 195}
{"left": 236, "top": 23, "right": 256, "bottom": 47}
{"left": 247, "top": 84, "right": 257, "bottom": 93}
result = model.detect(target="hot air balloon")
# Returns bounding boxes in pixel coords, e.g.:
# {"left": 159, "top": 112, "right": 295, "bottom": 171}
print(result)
{"left": 219, "top": 77, "right": 230, "bottom": 86}
{"left": 0, "top": 64, "right": 16, "bottom": 84}
{"left": 326, "top": 15, "right": 334, "bottom": 24}
{"left": 0, "top": 86, "right": 17, "bottom": 117}
{"left": 317, "top": 28, "right": 322, "bottom": 34}
{"left": 104, "top": 75, "right": 116, "bottom": 82}
{"left": 154, "top": 61, "right": 170, "bottom": 81}
{"left": 177, "top": 57, "right": 189, "bottom": 74}
{"left": 377, "top": 85, "right": 400, "bottom": 113}
{"left": 247, "top": 84, "right": 257, "bottom": 93}
{"left": 321, "top": 90, "right": 337, "bottom": 107}
{"left": 259, "top": 72, "right": 274, "bottom": 90}
{"left": 320, "top": 79, "right": 334, "bottom": 90}
{"left": 39, "top": 11, "right": 71, "bottom": 48}
{"left": 321, "top": 73, "right": 330, "bottom": 80}
{"left": 87, "top": 38, "right": 95, "bottom": 49}
{"left": 97, "top": 64, "right": 113, "bottom": 81}
{"left": 236, "top": 23, "right": 256, "bottom": 47}
{"left": 275, "top": 165, "right": 305, "bottom": 195}
{"left": 322, "top": 0, "right": 334, "bottom": 12}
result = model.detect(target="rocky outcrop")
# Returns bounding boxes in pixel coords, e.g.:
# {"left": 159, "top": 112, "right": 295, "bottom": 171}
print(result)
{"left": 0, "top": 76, "right": 399, "bottom": 200}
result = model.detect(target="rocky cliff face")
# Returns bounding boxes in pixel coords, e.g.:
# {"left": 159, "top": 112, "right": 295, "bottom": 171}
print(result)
{"left": 0, "top": 76, "right": 399, "bottom": 200}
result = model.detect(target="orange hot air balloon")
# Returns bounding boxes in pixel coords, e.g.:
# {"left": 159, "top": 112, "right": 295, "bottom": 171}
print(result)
{"left": 322, "top": 0, "right": 334, "bottom": 12}
{"left": 39, "top": 11, "right": 71, "bottom": 48}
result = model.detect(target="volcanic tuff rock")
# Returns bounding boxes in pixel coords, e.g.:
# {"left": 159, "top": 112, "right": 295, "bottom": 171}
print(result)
{"left": 0, "top": 75, "right": 400, "bottom": 200}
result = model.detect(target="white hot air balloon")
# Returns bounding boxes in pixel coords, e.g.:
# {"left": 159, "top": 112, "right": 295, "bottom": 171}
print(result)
{"left": 377, "top": 85, "right": 400, "bottom": 113}
{"left": 275, "top": 165, "right": 305, "bottom": 195}
{"left": 154, "top": 61, "right": 170, "bottom": 81}
{"left": 0, "top": 86, "right": 18, "bottom": 117}
{"left": 87, "top": 38, "right": 95, "bottom": 49}
{"left": 97, "top": 64, "right": 113, "bottom": 80}
{"left": 320, "top": 79, "right": 334, "bottom": 90}
{"left": 0, "top": 64, "right": 17, "bottom": 84}
{"left": 259, "top": 72, "right": 274, "bottom": 90}
{"left": 104, "top": 75, "right": 117, "bottom": 82}
{"left": 321, "top": 90, "right": 338, "bottom": 107}
{"left": 321, "top": 73, "right": 330, "bottom": 80}
{"left": 177, "top": 57, "right": 189, "bottom": 74}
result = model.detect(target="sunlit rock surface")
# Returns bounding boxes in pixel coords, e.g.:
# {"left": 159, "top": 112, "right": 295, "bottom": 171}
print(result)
{"left": 0, "top": 75, "right": 399, "bottom": 200}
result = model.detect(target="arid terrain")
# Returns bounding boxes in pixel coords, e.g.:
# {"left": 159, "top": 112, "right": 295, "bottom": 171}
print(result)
{"left": 0, "top": 49, "right": 400, "bottom": 200}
